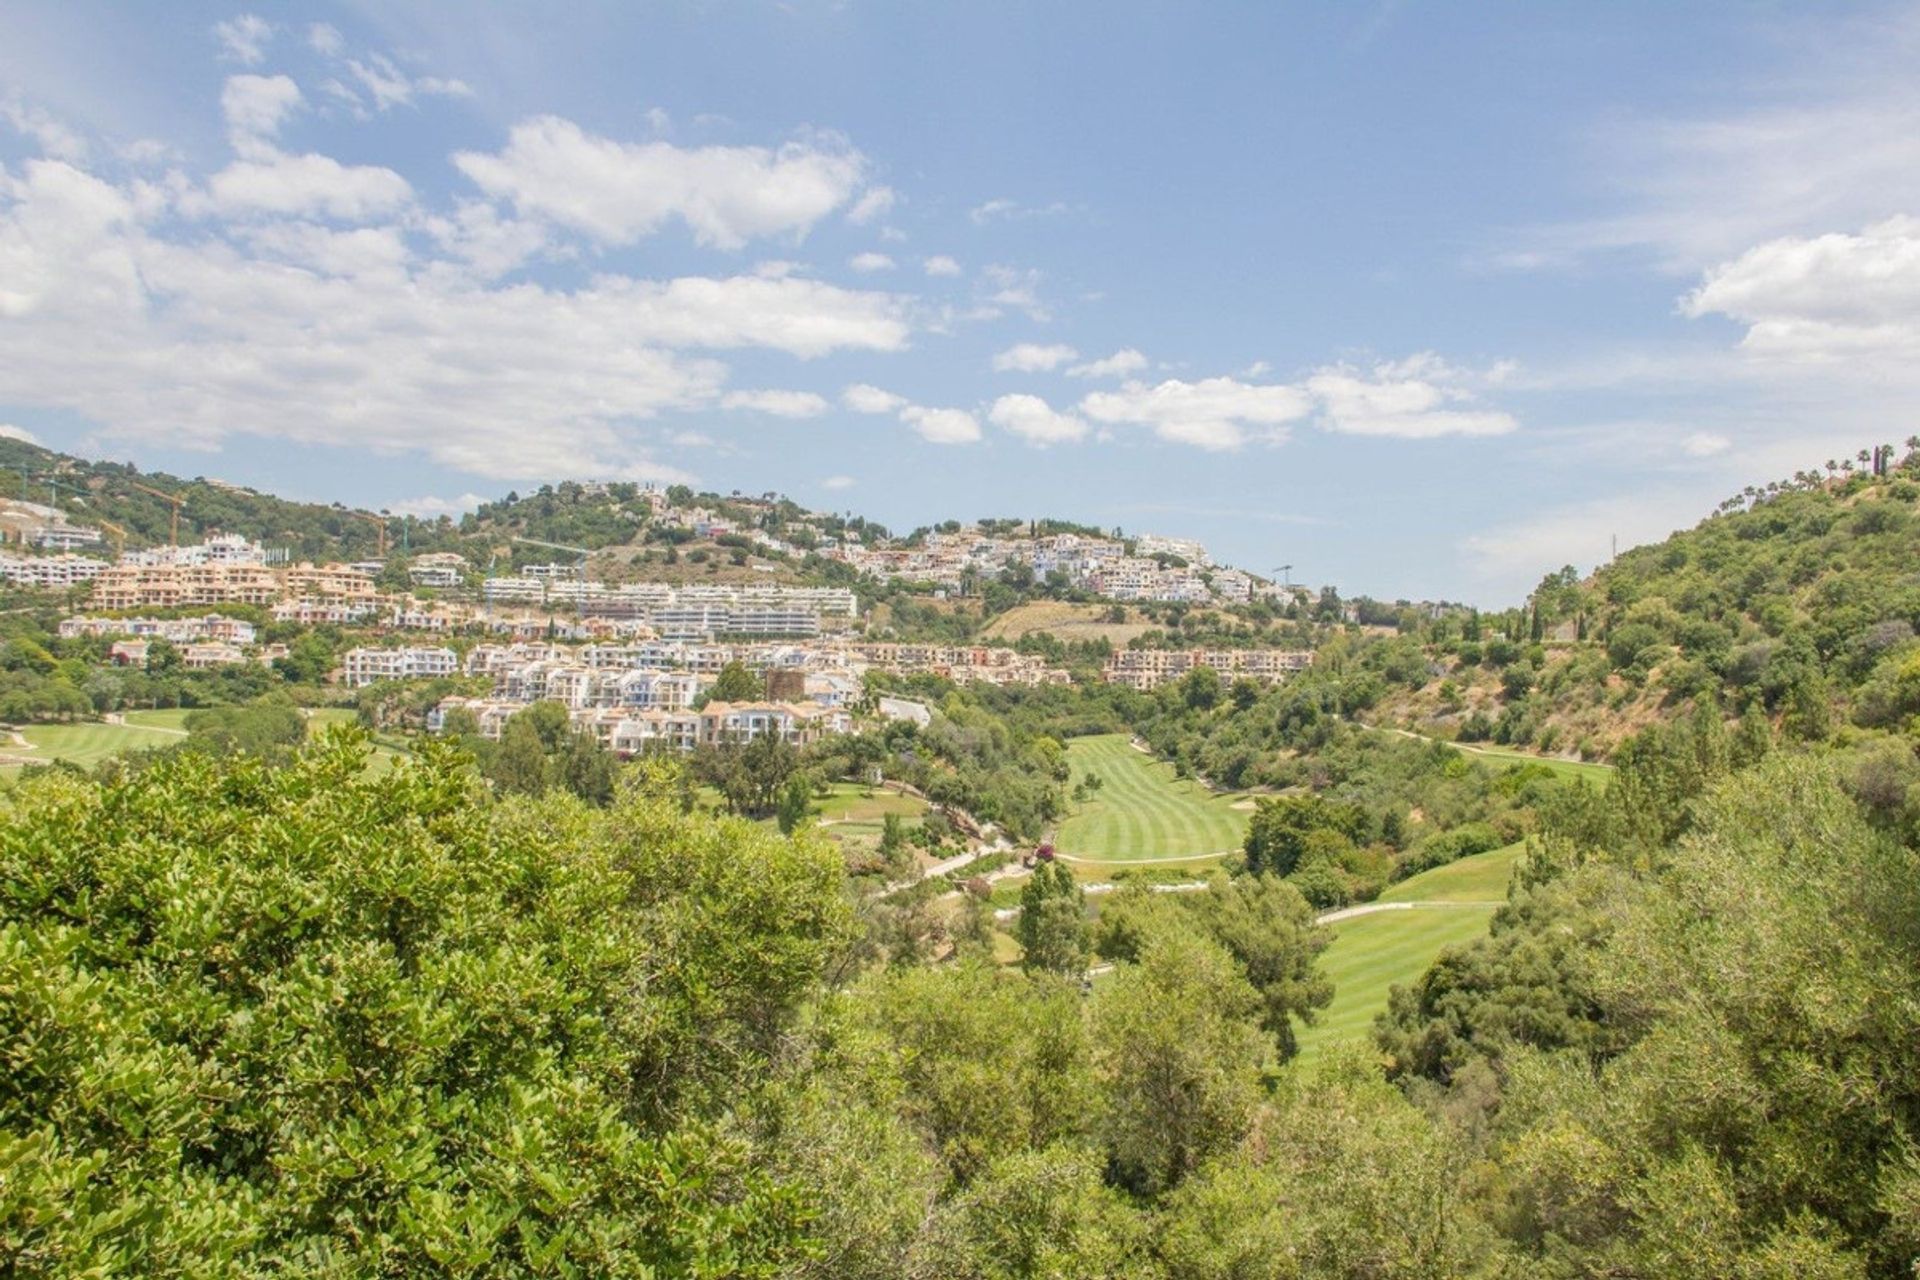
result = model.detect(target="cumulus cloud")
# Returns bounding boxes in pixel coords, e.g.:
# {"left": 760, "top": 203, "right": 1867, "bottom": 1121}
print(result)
{"left": 213, "top": 14, "right": 272, "bottom": 65}
{"left": 1680, "top": 431, "right": 1731, "bottom": 457}
{"left": 220, "top": 74, "right": 302, "bottom": 157}
{"left": 454, "top": 116, "right": 872, "bottom": 249}
{"left": 1080, "top": 376, "right": 1313, "bottom": 451}
{"left": 1066, "top": 348, "right": 1148, "bottom": 379}
{"left": 992, "top": 342, "right": 1076, "bottom": 373}
{"left": 841, "top": 383, "right": 979, "bottom": 444}
{"left": 1682, "top": 216, "right": 1920, "bottom": 361}
{"left": 821, "top": 474, "right": 855, "bottom": 490}
{"left": 848, "top": 251, "right": 894, "bottom": 273}
{"left": 0, "top": 423, "right": 40, "bottom": 444}
{"left": 988, "top": 394, "right": 1087, "bottom": 445}
{"left": 0, "top": 124, "right": 911, "bottom": 484}
{"left": 842, "top": 383, "right": 907, "bottom": 414}
{"left": 1306, "top": 355, "right": 1519, "bottom": 438}
{"left": 900, "top": 405, "right": 981, "bottom": 445}
{"left": 720, "top": 388, "right": 830, "bottom": 418}
{"left": 200, "top": 151, "right": 415, "bottom": 221}
{"left": 923, "top": 254, "right": 962, "bottom": 277}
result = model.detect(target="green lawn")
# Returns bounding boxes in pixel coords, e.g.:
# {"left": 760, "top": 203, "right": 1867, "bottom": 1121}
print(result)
{"left": 1054, "top": 734, "right": 1251, "bottom": 861}
{"left": 1296, "top": 904, "right": 1499, "bottom": 1059}
{"left": 2, "top": 720, "right": 186, "bottom": 770}
{"left": 120, "top": 708, "right": 193, "bottom": 731}
{"left": 1380, "top": 840, "right": 1525, "bottom": 903}
{"left": 1445, "top": 739, "right": 1613, "bottom": 788}
{"left": 1294, "top": 841, "right": 1524, "bottom": 1059}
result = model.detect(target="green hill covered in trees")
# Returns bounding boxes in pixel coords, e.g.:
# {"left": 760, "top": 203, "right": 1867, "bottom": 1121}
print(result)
{"left": 1365, "top": 443, "right": 1920, "bottom": 756}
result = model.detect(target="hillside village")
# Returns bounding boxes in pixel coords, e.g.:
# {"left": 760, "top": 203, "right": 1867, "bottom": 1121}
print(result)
{"left": 1, "top": 442, "right": 1326, "bottom": 762}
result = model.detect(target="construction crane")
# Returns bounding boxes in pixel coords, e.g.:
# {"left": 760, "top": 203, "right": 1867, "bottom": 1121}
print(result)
{"left": 351, "top": 511, "right": 390, "bottom": 558}
{"left": 31, "top": 470, "right": 82, "bottom": 508}
{"left": 1271, "top": 565, "right": 1293, "bottom": 589}
{"left": 95, "top": 519, "right": 130, "bottom": 555}
{"left": 126, "top": 481, "right": 186, "bottom": 546}
{"left": 511, "top": 536, "right": 591, "bottom": 558}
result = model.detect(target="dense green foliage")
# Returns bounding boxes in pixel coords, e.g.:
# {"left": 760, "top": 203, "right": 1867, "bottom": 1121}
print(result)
{"left": 0, "top": 735, "right": 849, "bottom": 1276}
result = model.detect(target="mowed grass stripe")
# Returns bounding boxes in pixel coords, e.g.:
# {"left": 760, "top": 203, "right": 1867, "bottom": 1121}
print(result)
{"left": 1056, "top": 734, "right": 1250, "bottom": 860}
{"left": 1295, "top": 842, "right": 1524, "bottom": 1060}
{"left": 1295, "top": 904, "right": 1499, "bottom": 1059}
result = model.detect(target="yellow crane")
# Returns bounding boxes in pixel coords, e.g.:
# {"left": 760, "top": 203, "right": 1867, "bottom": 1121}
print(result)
{"left": 95, "top": 519, "right": 130, "bottom": 554}
{"left": 126, "top": 481, "right": 186, "bottom": 546}
{"left": 352, "top": 511, "right": 390, "bottom": 557}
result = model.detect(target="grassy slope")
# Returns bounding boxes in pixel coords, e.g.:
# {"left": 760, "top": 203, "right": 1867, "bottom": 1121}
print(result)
{"left": 1297, "top": 842, "right": 1524, "bottom": 1058}
{"left": 1056, "top": 734, "right": 1250, "bottom": 860}
{"left": 1296, "top": 906, "right": 1500, "bottom": 1058}
{"left": 1379, "top": 840, "right": 1524, "bottom": 903}
{"left": 2, "top": 721, "right": 184, "bottom": 772}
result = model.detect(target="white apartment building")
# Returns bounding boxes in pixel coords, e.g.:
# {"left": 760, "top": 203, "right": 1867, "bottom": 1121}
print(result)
{"left": 59, "top": 614, "right": 257, "bottom": 645}
{"left": 407, "top": 551, "right": 468, "bottom": 589}
{"left": 1, "top": 553, "right": 108, "bottom": 588}
{"left": 32, "top": 525, "right": 103, "bottom": 551}
{"left": 341, "top": 646, "right": 460, "bottom": 687}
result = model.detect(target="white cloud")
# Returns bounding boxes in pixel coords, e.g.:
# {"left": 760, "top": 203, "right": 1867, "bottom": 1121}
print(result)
{"left": 308, "top": 23, "right": 344, "bottom": 56}
{"left": 1080, "top": 376, "right": 1312, "bottom": 451}
{"left": 923, "top": 254, "right": 962, "bottom": 278}
{"left": 387, "top": 491, "right": 484, "bottom": 519}
{"left": 1461, "top": 490, "right": 1710, "bottom": 592}
{"left": 821, "top": 474, "right": 855, "bottom": 490}
{"left": 900, "top": 405, "right": 981, "bottom": 445}
{"left": 220, "top": 75, "right": 301, "bottom": 158}
{"left": 1066, "top": 348, "right": 1148, "bottom": 379}
{"left": 846, "top": 185, "right": 894, "bottom": 224}
{"left": 345, "top": 54, "right": 472, "bottom": 112}
{"left": 988, "top": 393, "right": 1087, "bottom": 445}
{"left": 720, "top": 388, "right": 830, "bottom": 418}
{"left": 1, "top": 99, "right": 88, "bottom": 163}
{"left": 454, "top": 116, "right": 869, "bottom": 249}
{"left": 1682, "top": 216, "right": 1920, "bottom": 361}
{"left": 983, "top": 264, "right": 1048, "bottom": 320}
{"left": 213, "top": 14, "right": 272, "bottom": 65}
{"left": 970, "top": 197, "right": 1069, "bottom": 225}
{"left": 1506, "top": 12, "right": 1920, "bottom": 271}
{"left": 1305, "top": 354, "right": 1519, "bottom": 438}
{"left": 202, "top": 151, "right": 414, "bottom": 221}
{"left": 842, "top": 383, "right": 907, "bottom": 414}
{"left": 1680, "top": 431, "right": 1731, "bottom": 457}
{"left": 0, "top": 147, "right": 910, "bottom": 483}
{"left": 848, "top": 251, "right": 894, "bottom": 273}
{"left": 992, "top": 342, "right": 1077, "bottom": 373}
{"left": 0, "top": 423, "right": 40, "bottom": 444}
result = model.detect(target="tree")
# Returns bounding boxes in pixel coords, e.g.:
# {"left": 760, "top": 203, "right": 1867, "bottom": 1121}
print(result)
{"left": 710, "top": 659, "right": 765, "bottom": 703}
{"left": 1016, "top": 860, "right": 1088, "bottom": 975}
{"left": 0, "top": 733, "right": 850, "bottom": 1275}
{"left": 1093, "top": 931, "right": 1269, "bottom": 1197}
{"left": 489, "top": 711, "right": 549, "bottom": 796}
{"left": 777, "top": 773, "right": 811, "bottom": 833}
{"left": 1243, "top": 794, "right": 1368, "bottom": 878}
{"left": 1179, "top": 664, "right": 1222, "bottom": 711}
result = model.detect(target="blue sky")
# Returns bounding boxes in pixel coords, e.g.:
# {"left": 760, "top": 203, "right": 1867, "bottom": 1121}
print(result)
{"left": 5, "top": 3, "right": 1920, "bottom": 603}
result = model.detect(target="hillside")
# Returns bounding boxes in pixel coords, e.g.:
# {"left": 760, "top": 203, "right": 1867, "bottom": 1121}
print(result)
{"left": 1362, "top": 444, "right": 1920, "bottom": 756}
